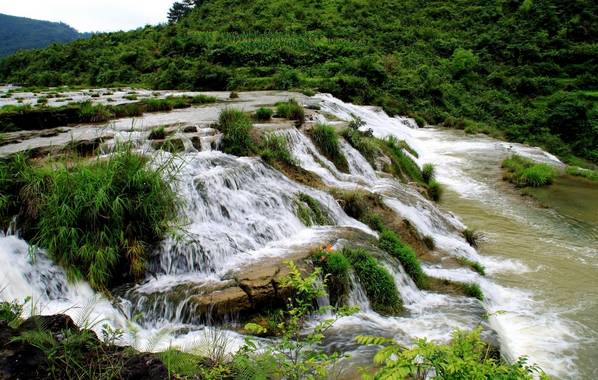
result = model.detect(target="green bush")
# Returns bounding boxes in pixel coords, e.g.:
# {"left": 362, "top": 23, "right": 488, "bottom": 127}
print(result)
{"left": 294, "top": 193, "right": 332, "bottom": 226}
{"left": 217, "top": 108, "right": 256, "bottom": 156}
{"left": 255, "top": 107, "right": 273, "bottom": 121}
{"left": 259, "top": 132, "right": 295, "bottom": 166}
{"left": 378, "top": 229, "right": 427, "bottom": 289}
{"left": 275, "top": 99, "right": 305, "bottom": 125}
{"left": 427, "top": 180, "right": 443, "bottom": 201}
{"left": 28, "top": 148, "right": 178, "bottom": 289}
{"left": 308, "top": 123, "right": 349, "bottom": 173}
{"left": 502, "top": 155, "right": 557, "bottom": 187}
{"left": 342, "top": 248, "right": 402, "bottom": 315}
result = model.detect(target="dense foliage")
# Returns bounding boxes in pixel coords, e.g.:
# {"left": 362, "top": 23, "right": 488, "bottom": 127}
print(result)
{"left": 0, "top": 13, "right": 86, "bottom": 57}
{"left": 0, "top": 149, "right": 178, "bottom": 290}
{"left": 0, "top": 0, "right": 595, "bottom": 163}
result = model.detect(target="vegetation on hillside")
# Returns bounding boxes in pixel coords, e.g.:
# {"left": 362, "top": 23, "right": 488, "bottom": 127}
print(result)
{"left": 0, "top": 13, "right": 86, "bottom": 57}
{"left": 0, "top": 0, "right": 595, "bottom": 163}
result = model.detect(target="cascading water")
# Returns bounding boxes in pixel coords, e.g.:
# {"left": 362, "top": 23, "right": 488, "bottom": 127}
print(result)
{"left": 0, "top": 91, "right": 591, "bottom": 378}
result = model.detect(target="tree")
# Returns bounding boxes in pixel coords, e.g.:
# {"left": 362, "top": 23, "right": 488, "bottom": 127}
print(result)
{"left": 167, "top": 0, "right": 196, "bottom": 23}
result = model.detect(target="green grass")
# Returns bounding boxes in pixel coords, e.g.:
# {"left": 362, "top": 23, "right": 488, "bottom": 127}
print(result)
{"left": 461, "top": 283, "right": 484, "bottom": 301}
{"left": 294, "top": 193, "right": 332, "bottom": 226}
{"left": 341, "top": 125, "right": 381, "bottom": 168}
{"left": 148, "top": 126, "right": 167, "bottom": 140}
{"left": 259, "top": 132, "right": 295, "bottom": 166}
{"left": 308, "top": 123, "right": 349, "bottom": 173}
{"left": 382, "top": 136, "right": 423, "bottom": 183}
{"left": 502, "top": 155, "right": 557, "bottom": 187}
{"left": 254, "top": 107, "right": 273, "bottom": 121}
{"left": 456, "top": 257, "right": 486, "bottom": 276}
{"left": 427, "top": 180, "right": 443, "bottom": 202}
{"left": 6, "top": 148, "right": 179, "bottom": 290}
{"left": 463, "top": 228, "right": 480, "bottom": 248}
{"left": 378, "top": 229, "right": 427, "bottom": 289}
{"left": 312, "top": 250, "right": 351, "bottom": 306}
{"left": 275, "top": 99, "right": 305, "bottom": 125}
{"left": 217, "top": 108, "right": 256, "bottom": 156}
{"left": 342, "top": 247, "right": 402, "bottom": 315}
{"left": 566, "top": 166, "right": 598, "bottom": 181}
{"left": 190, "top": 94, "right": 218, "bottom": 104}
{"left": 422, "top": 163, "right": 435, "bottom": 184}
{"left": 331, "top": 189, "right": 383, "bottom": 221}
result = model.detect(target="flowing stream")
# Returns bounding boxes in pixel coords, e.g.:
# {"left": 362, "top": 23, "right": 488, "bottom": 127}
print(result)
{"left": 0, "top": 91, "right": 595, "bottom": 379}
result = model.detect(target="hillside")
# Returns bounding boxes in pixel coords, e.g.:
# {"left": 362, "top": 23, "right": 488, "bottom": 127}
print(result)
{"left": 0, "top": 0, "right": 596, "bottom": 163}
{"left": 0, "top": 13, "right": 85, "bottom": 57}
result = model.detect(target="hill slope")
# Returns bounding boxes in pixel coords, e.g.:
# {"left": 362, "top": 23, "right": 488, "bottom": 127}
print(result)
{"left": 0, "top": 13, "right": 85, "bottom": 57}
{"left": 0, "top": 0, "right": 596, "bottom": 162}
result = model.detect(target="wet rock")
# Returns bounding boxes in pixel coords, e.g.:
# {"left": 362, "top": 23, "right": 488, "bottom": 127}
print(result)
{"left": 19, "top": 314, "right": 78, "bottom": 335}
{"left": 120, "top": 353, "right": 170, "bottom": 380}
{"left": 0, "top": 321, "right": 49, "bottom": 380}
{"left": 183, "top": 125, "right": 198, "bottom": 133}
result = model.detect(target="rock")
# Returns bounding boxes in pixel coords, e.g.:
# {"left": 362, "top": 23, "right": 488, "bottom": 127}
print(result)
{"left": 183, "top": 125, "right": 198, "bottom": 133}
{"left": 0, "top": 321, "right": 50, "bottom": 380}
{"left": 191, "top": 136, "right": 202, "bottom": 151}
{"left": 120, "top": 353, "right": 169, "bottom": 380}
{"left": 19, "top": 314, "right": 78, "bottom": 335}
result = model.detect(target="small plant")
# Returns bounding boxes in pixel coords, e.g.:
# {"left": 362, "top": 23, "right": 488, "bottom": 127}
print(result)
{"left": 217, "top": 108, "right": 256, "bottom": 156}
{"left": 190, "top": 94, "right": 218, "bottom": 104}
{"left": 456, "top": 256, "right": 486, "bottom": 275}
{"left": 422, "top": 163, "right": 435, "bottom": 184}
{"left": 308, "top": 123, "right": 349, "bottom": 172}
{"left": 383, "top": 136, "right": 423, "bottom": 183}
{"left": 260, "top": 132, "right": 296, "bottom": 166}
{"left": 342, "top": 247, "right": 403, "bottom": 314}
{"left": 462, "top": 282, "right": 484, "bottom": 301}
{"left": 463, "top": 228, "right": 481, "bottom": 247}
{"left": 148, "top": 126, "right": 167, "bottom": 140}
{"left": 275, "top": 99, "right": 305, "bottom": 125}
{"left": 229, "top": 91, "right": 239, "bottom": 99}
{"left": 427, "top": 180, "right": 443, "bottom": 201}
{"left": 312, "top": 250, "right": 351, "bottom": 306}
{"left": 254, "top": 107, "right": 273, "bottom": 121}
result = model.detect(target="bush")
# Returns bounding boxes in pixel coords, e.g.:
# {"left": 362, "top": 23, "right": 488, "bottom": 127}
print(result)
{"left": 259, "top": 132, "right": 295, "bottom": 166}
{"left": 342, "top": 248, "right": 402, "bottom": 315}
{"left": 308, "top": 123, "right": 349, "bottom": 173}
{"left": 275, "top": 99, "right": 305, "bottom": 125}
{"left": 217, "top": 108, "right": 256, "bottom": 156}
{"left": 378, "top": 229, "right": 427, "bottom": 289}
{"left": 28, "top": 148, "right": 178, "bottom": 289}
{"left": 502, "top": 155, "right": 557, "bottom": 187}
{"left": 295, "top": 193, "right": 332, "bottom": 226}
{"left": 254, "top": 107, "right": 273, "bottom": 121}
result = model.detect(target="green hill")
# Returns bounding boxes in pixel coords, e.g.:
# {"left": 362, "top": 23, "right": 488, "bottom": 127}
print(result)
{"left": 0, "top": 0, "right": 596, "bottom": 162}
{"left": 0, "top": 13, "right": 86, "bottom": 57}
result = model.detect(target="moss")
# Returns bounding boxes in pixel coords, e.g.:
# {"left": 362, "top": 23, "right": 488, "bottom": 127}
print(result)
{"left": 378, "top": 229, "right": 428, "bottom": 289}
{"left": 308, "top": 123, "right": 349, "bottom": 173}
{"left": 295, "top": 193, "right": 332, "bottom": 226}
{"left": 456, "top": 257, "right": 486, "bottom": 276}
{"left": 342, "top": 247, "right": 403, "bottom": 315}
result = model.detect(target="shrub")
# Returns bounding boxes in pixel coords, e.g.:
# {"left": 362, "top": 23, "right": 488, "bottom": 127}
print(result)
{"left": 308, "top": 123, "right": 349, "bottom": 173}
{"left": 422, "top": 163, "right": 435, "bottom": 184}
{"left": 378, "top": 229, "right": 427, "bottom": 289}
{"left": 29, "top": 148, "right": 178, "bottom": 289}
{"left": 502, "top": 155, "right": 556, "bottom": 187}
{"left": 456, "top": 257, "right": 486, "bottom": 276}
{"left": 217, "top": 108, "right": 256, "bottom": 156}
{"left": 254, "top": 107, "right": 273, "bottom": 121}
{"left": 342, "top": 248, "right": 402, "bottom": 315}
{"left": 312, "top": 250, "right": 351, "bottom": 306}
{"left": 275, "top": 99, "right": 305, "bottom": 125}
{"left": 148, "top": 126, "right": 166, "bottom": 140}
{"left": 260, "top": 132, "right": 295, "bottom": 166}
{"left": 295, "top": 193, "right": 332, "bottom": 226}
{"left": 427, "top": 180, "right": 443, "bottom": 201}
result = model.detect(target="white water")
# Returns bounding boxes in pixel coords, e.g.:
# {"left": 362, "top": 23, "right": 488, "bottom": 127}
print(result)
{"left": 0, "top": 91, "right": 585, "bottom": 378}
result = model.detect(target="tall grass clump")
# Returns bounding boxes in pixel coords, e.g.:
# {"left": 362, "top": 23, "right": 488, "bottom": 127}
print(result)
{"left": 148, "top": 126, "right": 166, "bottom": 140}
{"left": 275, "top": 99, "right": 305, "bottom": 125}
{"left": 190, "top": 94, "right": 218, "bottom": 104}
{"left": 217, "top": 108, "right": 256, "bottom": 156}
{"left": 382, "top": 136, "right": 423, "bottom": 183}
{"left": 78, "top": 101, "right": 113, "bottom": 123}
{"left": 30, "top": 149, "right": 178, "bottom": 289}
{"left": 341, "top": 126, "right": 380, "bottom": 168}
{"left": 342, "top": 248, "right": 402, "bottom": 315}
{"left": 422, "top": 163, "right": 435, "bottom": 184}
{"left": 378, "top": 229, "right": 427, "bottom": 289}
{"left": 259, "top": 132, "right": 296, "bottom": 166}
{"left": 254, "top": 107, "right": 273, "bottom": 121}
{"left": 463, "top": 228, "right": 480, "bottom": 247}
{"left": 427, "top": 180, "right": 443, "bottom": 201}
{"left": 456, "top": 257, "right": 486, "bottom": 276}
{"left": 502, "top": 155, "right": 556, "bottom": 187}
{"left": 312, "top": 250, "right": 351, "bottom": 306}
{"left": 308, "top": 123, "right": 349, "bottom": 173}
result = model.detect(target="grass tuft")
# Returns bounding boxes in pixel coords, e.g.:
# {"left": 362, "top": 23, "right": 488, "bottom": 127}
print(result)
{"left": 217, "top": 108, "right": 256, "bottom": 156}
{"left": 260, "top": 132, "right": 296, "bottom": 166}
{"left": 312, "top": 250, "right": 351, "bottom": 306}
{"left": 295, "top": 193, "right": 332, "bottom": 226}
{"left": 308, "top": 123, "right": 349, "bottom": 173}
{"left": 456, "top": 257, "right": 486, "bottom": 276}
{"left": 275, "top": 99, "right": 305, "bottom": 125}
{"left": 502, "top": 155, "right": 556, "bottom": 187}
{"left": 379, "top": 229, "right": 427, "bottom": 289}
{"left": 254, "top": 107, "right": 273, "bottom": 121}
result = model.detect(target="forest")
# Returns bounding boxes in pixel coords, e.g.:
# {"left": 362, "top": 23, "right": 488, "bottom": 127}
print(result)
{"left": 0, "top": 0, "right": 596, "bottom": 164}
